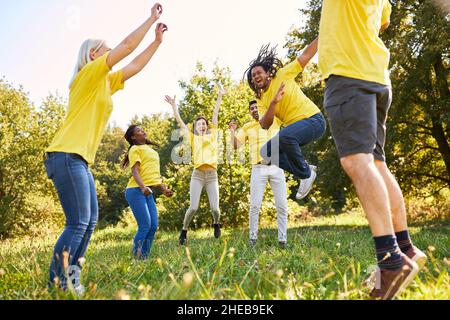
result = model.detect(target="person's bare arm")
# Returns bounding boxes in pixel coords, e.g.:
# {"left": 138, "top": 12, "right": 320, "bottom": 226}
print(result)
{"left": 212, "top": 87, "right": 226, "bottom": 127}
{"left": 228, "top": 120, "right": 242, "bottom": 150}
{"left": 259, "top": 83, "right": 285, "bottom": 129}
{"left": 131, "top": 163, "right": 151, "bottom": 196}
{"left": 165, "top": 95, "right": 189, "bottom": 136}
{"left": 121, "top": 23, "right": 168, "bottom": 81}
{"left": 106, "top": 3, "right": 163, "bottom": 69}
{"left": 297, "top": 37, "right": 318, "bottom": 69}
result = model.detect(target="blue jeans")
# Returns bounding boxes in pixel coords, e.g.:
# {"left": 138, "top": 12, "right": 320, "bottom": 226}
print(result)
{"left": 125, "top": 188, "right": 158, "bottom": 259}
{"left": 261, "top": 113, "right": 326, "bottom": 179}
{"left": 44, "top": 152, "right": 98, "bottom": 287}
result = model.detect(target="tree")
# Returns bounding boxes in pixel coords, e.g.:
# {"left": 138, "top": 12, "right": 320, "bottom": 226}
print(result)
{"left": 0, "top": 79, "right": 66, "bottom": 237}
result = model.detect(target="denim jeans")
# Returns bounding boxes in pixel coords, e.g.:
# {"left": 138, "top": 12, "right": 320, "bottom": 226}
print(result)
{"left": 44, "top": 152, "right": 98, "bottom": 287}
{"left": 261, "top": 113, "right": 326, "bottom": 179}
{"left": 125, "top": 188, "right": 158, "bottom": 259}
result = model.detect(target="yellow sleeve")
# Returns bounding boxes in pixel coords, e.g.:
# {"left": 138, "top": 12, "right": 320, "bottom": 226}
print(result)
{"left": 235, "top": 126, "right": 247, "bottom": 144}
{"left": 128, "top": 146, "right": 141, "bottom": 168}
{"left": 381, "top": 0, "right": 392, "bottom": 26}
{"left": 76, "top": 52, "right": 111, "bottom": 88}
{"left": 108, "top": 70, "right": 125, "bottom": 95}
{"left": 277, "top": 59, "right": 303, "bottom": 80}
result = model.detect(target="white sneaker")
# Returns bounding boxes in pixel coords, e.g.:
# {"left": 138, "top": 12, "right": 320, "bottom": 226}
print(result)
{"left": 68, "top": 265, "right": 85, "bottom": 297}
{"left": 296, "top": 165, "right": 317, "bottom": 200}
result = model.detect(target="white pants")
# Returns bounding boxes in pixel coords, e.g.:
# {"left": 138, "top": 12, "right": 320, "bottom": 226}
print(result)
{"left": 249, "top": 164, "right": 288, "bottom": 242}
{"left": 183, "top": 169, "right": 220, "bottom": 229}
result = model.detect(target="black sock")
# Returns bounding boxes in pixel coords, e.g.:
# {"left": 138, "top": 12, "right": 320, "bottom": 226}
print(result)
{"left": 395, "top": 230, "right": 413, "bottom": 253}
{"left": 373, "top": 235, "right": 403, "bottom": 270}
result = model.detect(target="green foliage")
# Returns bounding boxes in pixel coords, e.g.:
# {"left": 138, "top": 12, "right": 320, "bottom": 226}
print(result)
{"left": 383, "top": 0, "right": 450, "bottom": 196}
{"left": 0, "top": 79, "right": 65, "bottom": 237}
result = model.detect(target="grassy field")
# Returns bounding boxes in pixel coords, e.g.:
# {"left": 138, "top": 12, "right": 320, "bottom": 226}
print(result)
{"left": 0, "top": 211, "right": 449, "bottom": 300}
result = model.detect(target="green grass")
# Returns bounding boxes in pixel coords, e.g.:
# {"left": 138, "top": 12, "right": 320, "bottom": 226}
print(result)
{"left": 0, "top": 212, "right": 449, "bottom": 300}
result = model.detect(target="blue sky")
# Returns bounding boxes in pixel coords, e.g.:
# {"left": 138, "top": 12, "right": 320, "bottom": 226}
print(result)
{"left": 0, "top": 1, "right": 308, "bottom": 129}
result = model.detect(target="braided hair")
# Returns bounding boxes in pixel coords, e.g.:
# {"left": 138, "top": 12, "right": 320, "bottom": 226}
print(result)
{"left": 121, "top": 125, "right": 159, "bottom": 169}
{"left": 244, "top": 44, "right": 284, "bottom": 99}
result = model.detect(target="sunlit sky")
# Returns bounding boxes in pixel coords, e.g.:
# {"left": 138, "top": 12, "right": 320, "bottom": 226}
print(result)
{"left": 0, "top": 0, "right": 308, "bottom": 129}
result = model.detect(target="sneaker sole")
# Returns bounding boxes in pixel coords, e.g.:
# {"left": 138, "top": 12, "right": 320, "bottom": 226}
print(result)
{"left": 295, "top": 170, "right": 317, "bottom": 200}
{"left": 412, "top": 253, "right": 427, "bottom": 270}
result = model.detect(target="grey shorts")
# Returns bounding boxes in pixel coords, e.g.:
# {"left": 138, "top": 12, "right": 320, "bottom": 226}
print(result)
{"left": 323, "top": 75, "right": 392, "bottom": 162}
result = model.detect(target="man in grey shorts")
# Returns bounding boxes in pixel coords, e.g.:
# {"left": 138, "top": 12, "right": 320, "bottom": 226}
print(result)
{"left": 318, "top": 0, "right": 426, "bottom": 300}
{"left": 323, "top": 76, "right": 392, "bottom": 162}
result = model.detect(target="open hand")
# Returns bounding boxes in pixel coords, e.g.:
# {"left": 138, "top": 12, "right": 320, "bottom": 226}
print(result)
{"left": 272, "top": 83, "right": 285, "bottom": 104}
{"left": 164, "top": 95, "right": 176, "bottom": 107}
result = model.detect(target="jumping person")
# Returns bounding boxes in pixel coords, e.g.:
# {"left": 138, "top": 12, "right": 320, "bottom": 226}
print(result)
{"left": 229, "top": 101, "right": 288, "bottom": 248}
{"left": 318, "top": 0, "right": 426, "bottom": 299}
{"left": 44, "top": 3, "right": 167, "bottom": 295}
{"left": 122, "top": 125, "right": 174, "bottom": 260}
{"left": 165, "top": 88, "right": 226, "bottom": 245}
{"left": 245, "top": 40, "right": 326, "bottom": 200}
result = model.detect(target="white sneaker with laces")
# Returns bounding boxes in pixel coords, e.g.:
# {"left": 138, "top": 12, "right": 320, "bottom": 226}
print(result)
{"left": 296, "top": 165, "right": 317, "bottom": 200}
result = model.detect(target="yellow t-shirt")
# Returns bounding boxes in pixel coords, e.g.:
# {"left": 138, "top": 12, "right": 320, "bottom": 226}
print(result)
{"left": 126, "top": 144, "right": 162, "bottom": 188}
{"left": 236, "top": 119, "right": 281, "bottom": 165}
{"left": 318, "top": 0, "right": 392, "bottom": 85}
{"left": 186, "top": 128, "right": 219, "bottom": 169}
{"left": 46, "top": 52, "right": 125, "bottom": 164}
{"left": 257, "top": 60, "right": 321, "bottom": 126}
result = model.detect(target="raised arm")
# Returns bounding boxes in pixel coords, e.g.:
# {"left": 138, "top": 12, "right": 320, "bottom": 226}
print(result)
{"left": 212, "top": 87, "right": 226, "bottom": 127}
{"left": 297, "top": 37, "right": 318, "bottom": 69}
{"left": 260, "top": 83, "right": 285, "bottom": 129}
{"left": 228, "top": 120, "right": 241, "bottom": 150}
{"left": 121, "top": 23, "right": 168, "bottom": 82}
{"left": 164, "top": 95, "right": 189, "bottom": 135}
{"left": 106, "top": 3, "right": 163, "bottom": 69}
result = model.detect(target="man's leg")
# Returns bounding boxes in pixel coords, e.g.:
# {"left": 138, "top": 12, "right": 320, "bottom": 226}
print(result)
{"left": 268, "top": 166, "right": 288, "bottom": 243}
{"left": 340, "top": 154, "right": 394, "bottom": 236}
{"left": 324, "top": 75, "right": 419, "bottom": 299}
{"left": 374, "top": 161, "right": 407, "bottom": 232}
{"left": 249, "top": 166, "right": 269, "bottom": 243}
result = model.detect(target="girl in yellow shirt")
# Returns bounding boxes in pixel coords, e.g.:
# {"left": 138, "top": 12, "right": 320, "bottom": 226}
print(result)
{"left": 122, "top": 125, "right": 173, "bottom": 260}
{"left": 43, "top": 3, "right": 167, "bottom": 295}
{"left": 165, "top": 88, "right": 225, "bottom": 245}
